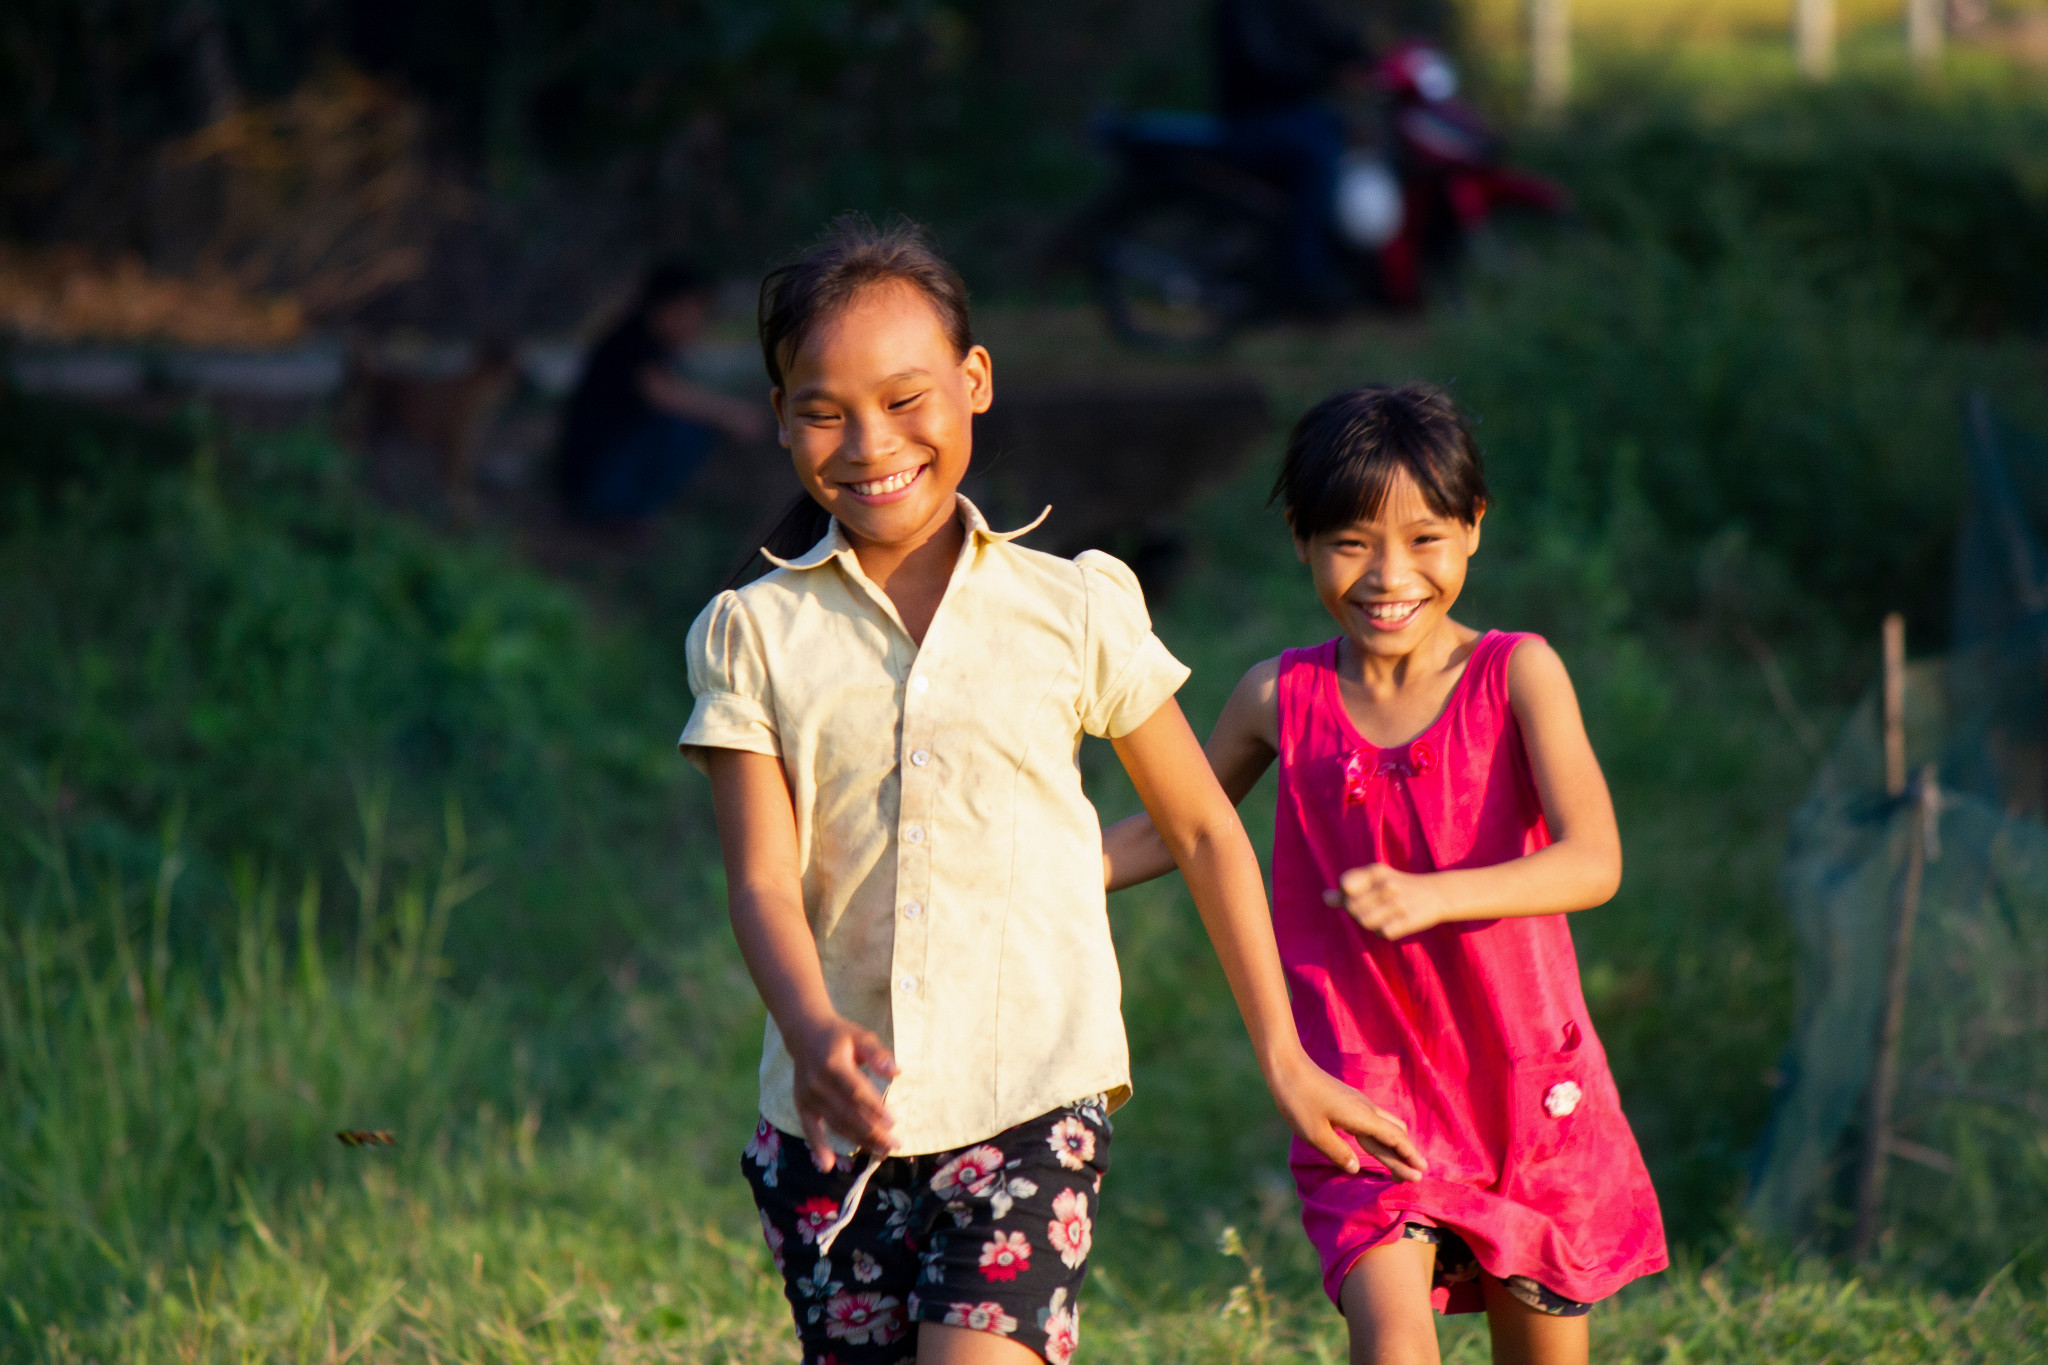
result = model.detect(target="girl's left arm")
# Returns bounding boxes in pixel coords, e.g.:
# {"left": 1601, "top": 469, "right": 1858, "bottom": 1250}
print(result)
{"left": 1329, "top": 639, "right": 1622, "bottom": 939}
{"left": 1114, "top": 698, "right": 1428, "bottom": 1182}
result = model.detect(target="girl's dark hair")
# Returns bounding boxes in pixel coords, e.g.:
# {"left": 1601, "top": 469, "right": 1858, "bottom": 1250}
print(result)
{"left": 1271, "top": 383, "right": 1488, "bottom": 539}
{"left": 758, "top": 214, "right": 973, "bottom": 390}
{"left": 728, "top": 216, "right": 974, "bottom": 582}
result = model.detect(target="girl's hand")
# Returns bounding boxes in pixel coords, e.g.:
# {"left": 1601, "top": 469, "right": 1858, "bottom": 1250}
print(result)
{"left": 708, "top": 750, "right": 898, "bottom": 1173}
{"left": 1270, "top": 1050, "right": 1428, "bottom": 1181}
{"left": 1325, "top": 864, "right": 1454, "bottom": 940}
{"left": 789, "top": 1015, "right": 899, "bottom": 1170}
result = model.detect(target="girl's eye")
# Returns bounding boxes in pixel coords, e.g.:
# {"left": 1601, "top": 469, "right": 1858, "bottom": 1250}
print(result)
{"left": 888, "top": 391, "right": 927, "bottom": 412}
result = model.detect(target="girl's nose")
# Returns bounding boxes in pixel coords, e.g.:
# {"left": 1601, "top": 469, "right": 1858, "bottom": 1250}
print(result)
{"left": 1375, "top": 544, "right": 1417, "bottom": 585}
{"left": 840, "top": 415, "right": 898, "bottom": 464}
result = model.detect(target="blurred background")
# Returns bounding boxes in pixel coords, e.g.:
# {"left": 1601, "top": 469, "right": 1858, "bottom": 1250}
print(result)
{"left": 5, "top": 2, "right": 2048, "bottom": 1360}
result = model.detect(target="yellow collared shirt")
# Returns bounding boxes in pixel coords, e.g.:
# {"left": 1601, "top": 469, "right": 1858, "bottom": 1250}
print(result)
{"left": 681, "top": 496, "right": 1189, "bottom": 1154}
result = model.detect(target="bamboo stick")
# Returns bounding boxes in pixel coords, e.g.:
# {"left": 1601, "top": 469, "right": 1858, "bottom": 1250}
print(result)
{"left": 1530, "top": 0, "right": 1571, "bottom": 119}
{"left": 1797, "top": 0, "right": 1836, "bottom": 79}
{"left": 1907, "top": 0, "right": 1944, "bottom": 68}
{"left": 1852, "top": 763, "right": 1937, "bottom": 1258}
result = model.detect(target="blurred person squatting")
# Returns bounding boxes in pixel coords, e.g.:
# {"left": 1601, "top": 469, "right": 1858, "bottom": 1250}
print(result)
{"left": 554, "top": 260, "right": 768, "bottom": 525}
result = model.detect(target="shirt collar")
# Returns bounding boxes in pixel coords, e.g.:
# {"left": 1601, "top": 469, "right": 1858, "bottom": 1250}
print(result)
{"left": 759, "top": 495, "right": 1050, "bottom": 570}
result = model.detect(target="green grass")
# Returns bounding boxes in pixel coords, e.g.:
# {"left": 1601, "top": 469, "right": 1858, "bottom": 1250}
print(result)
{"left": 8, "top": 854, "right": 2045, "bottom": 1362}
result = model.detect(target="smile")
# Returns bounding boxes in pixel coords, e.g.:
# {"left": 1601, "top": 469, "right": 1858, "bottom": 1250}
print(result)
{"left": 845, "top": 466, "right": 924, "bottom": 498}
{"left": 1361, "top": 600, "right": 1424, "bottom": 631}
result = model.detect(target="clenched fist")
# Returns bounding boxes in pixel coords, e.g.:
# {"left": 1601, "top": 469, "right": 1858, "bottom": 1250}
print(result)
{"left": 1324, "top": 863, "right": 1455, "bottom": 940}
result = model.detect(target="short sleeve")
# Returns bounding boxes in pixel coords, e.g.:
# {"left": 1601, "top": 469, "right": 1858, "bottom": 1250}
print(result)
{"left": 1074, "top": 549, "right": 1191, "bottom": 739}
{"left": 679, "top": 590, "right": 780, "bottom": 774}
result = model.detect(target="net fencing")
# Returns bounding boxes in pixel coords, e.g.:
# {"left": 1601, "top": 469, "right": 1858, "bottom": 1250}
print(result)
{"left": 1746, "top": 397, "right": 2048, "bottom": 1281}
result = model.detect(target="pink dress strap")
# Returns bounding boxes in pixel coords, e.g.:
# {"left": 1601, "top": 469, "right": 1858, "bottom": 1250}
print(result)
{"left": 1273, "top": 631, "right": 1667, "bottom": 1311}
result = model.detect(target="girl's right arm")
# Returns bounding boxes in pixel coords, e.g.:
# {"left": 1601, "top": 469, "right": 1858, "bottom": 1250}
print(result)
{"left": 1103, "top": 658, "right": 1282, "bottom": 891}
{"left": 708, "top": 748, "right": 897, "bottom": 1168}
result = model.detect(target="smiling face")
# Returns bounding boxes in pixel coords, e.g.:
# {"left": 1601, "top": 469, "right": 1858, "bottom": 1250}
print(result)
{"left": 771, "top": 279, "right": 992, "bottom": 552}
{"left": 1296, "top": 466, "right": 1484, "bottom": 659}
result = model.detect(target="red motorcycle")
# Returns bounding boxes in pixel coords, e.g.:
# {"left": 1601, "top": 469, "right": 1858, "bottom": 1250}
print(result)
{"left": 1081, "top": 42, "right": 1568, "bottom": 348}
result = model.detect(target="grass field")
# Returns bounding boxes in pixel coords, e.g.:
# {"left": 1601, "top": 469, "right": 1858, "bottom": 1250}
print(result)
{"left": 8, "top": 56, "right": 2048, "bottom": 1365}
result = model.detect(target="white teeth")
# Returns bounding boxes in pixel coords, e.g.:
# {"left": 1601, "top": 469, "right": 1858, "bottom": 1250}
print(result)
{"left": 1366, "top": 602, "right": 1422, "bottom": 621}
{"left": 850, "top": 468, "right": 920, "bottom": 496}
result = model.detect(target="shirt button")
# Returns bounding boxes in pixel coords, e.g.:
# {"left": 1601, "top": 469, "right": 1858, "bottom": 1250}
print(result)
{"left": 899, "top": 975, "right": 918, "bottom": 993}
{"left": 911, "top": 675, "right": 930, "bottom": 693}
{"left": 904, "top": 826, "right": 925, "bottom": 844}
{"left": 902, "top": 901, "right": 922, "bottom": 920}
{"left": 910, "top": 749, "right": 930, "bottom": 767}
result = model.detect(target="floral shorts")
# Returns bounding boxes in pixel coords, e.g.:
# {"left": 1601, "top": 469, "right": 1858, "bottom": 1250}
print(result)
{"left": 1402, "top": 1223, "right": 1592, "bottom": 1317}
{"left": 743, "top": 1097, "right": 1112, "bottom": 1365}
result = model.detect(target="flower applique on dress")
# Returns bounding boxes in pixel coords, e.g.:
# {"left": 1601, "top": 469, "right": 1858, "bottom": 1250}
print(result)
{"left": 1342, "top": 741, "right": 1438, "bottom": 807}
{"left": 1342, "top": 751, "right": 1371, "bottom": 807}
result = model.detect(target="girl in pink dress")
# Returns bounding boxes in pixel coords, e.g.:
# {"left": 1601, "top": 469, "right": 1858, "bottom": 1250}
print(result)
{"left": 1106, "top": 384, "right": 1666, "bottom": 1364}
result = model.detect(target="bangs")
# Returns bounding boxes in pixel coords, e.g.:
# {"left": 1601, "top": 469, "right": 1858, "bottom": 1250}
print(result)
{"left": 1273, "top": 384, "right": 1488, "bottom": 540}
{"left": 1310, "top": 445, "right": 1472, "bottom": 538}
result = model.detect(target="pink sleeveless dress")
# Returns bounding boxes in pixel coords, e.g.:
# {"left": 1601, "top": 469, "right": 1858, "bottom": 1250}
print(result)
{"left": 1275, "top": 631, "right": 1667, "bottom": 1312}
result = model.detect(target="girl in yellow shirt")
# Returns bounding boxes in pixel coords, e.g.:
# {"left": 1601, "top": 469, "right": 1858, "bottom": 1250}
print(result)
{"left": 682, "top": 216, "right": 1421, "bottom": 1365}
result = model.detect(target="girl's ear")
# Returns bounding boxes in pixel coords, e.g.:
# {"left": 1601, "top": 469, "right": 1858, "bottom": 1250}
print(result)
{"left": 769, "top": 386, "right": 791, "bottom": 449}
{"left": 1286, "top": 510, "right": 1311, "bottom": 565}
{"left": 962, "top": 345, "right": 994, "bottom": 415}
{"left": 1466, "top": 504, "right": 1486, "bottom": 553}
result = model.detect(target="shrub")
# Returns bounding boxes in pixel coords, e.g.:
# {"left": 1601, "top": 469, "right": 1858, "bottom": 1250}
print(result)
{"left": 0, "top": 396, "right": 706, "bottom": 982}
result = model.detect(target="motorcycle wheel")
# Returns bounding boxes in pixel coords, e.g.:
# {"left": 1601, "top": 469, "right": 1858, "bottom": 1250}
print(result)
{"left": 1091, "top": 193, "right": 1275, "bottom": 351}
